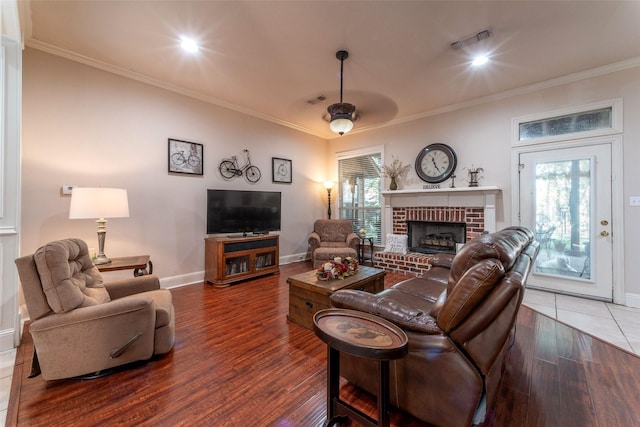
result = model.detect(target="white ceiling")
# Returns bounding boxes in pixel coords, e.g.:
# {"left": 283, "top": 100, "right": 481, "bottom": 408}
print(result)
{"left": 22, "top": 1, "right": 640, "bottom": 140}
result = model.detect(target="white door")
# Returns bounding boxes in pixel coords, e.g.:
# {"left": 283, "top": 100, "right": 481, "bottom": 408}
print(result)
{"left": 519, "top": 142, "right": 613, "bottom": 300}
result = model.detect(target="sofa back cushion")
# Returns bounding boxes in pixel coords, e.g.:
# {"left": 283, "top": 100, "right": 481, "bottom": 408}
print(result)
{"left": 437, "top": 258, "right": 505, "bottom": 333}
{"left": 33, "top": 238, "right": 110, "bottom": 313}
{"left": 314, "top": 219, "right": 354, "bottom": 243}
{"left": 448, "top": 226, "right": 533, "bottom": 293}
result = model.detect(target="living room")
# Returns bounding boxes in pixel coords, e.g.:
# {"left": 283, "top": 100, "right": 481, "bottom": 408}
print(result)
{"left": 3, "top": 1, "right": 640, "bottom": 425}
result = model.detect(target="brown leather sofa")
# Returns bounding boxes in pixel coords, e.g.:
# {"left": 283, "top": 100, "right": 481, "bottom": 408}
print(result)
{"left": 330, "top": 226, "right": 539, "bottom": 427}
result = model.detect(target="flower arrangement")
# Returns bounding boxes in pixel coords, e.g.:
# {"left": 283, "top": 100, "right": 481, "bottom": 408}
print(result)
{"left": 316, "top": 256, "right": 359, "bottom": 280}
{"left": 382, "top": 156, "right": 411, "bottom": 179}
{"left": 382, "top": 156, "right": 411, "bottom": 190}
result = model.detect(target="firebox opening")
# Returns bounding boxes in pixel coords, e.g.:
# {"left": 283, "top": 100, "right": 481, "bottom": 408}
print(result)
{"left": 407, "top": 221, "right": 467, "bottom": 255}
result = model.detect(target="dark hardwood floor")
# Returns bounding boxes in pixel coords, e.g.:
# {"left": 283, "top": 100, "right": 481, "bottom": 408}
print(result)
{"left": 7, "top": 262, "right": 640, "bottom": 426}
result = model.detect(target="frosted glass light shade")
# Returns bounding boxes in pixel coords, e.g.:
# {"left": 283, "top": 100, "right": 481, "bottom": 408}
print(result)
{"left": 330, "top": 118, "right": 354, "bottom": 135}
{"left": 69, "top": 187, "right": 130, "bottom": 219}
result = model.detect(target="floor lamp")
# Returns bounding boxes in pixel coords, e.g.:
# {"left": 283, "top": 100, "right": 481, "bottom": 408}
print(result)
{"left": 69, "top": 187, "right": 130, "bottom": 265}
{"left": 324, "top": 181, "right": 334, "bottom": 219}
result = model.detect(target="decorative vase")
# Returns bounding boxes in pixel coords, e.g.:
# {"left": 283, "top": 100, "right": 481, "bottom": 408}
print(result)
{"left": 389, "top": 177, "right": 398, "bottom": 190}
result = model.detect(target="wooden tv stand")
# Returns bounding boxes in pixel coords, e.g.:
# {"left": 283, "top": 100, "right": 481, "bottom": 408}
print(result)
{"left": 205, "top": 234, "right": 279, "bottom": 287}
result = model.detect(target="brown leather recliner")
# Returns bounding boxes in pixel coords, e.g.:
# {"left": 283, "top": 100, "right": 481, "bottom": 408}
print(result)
{"left": 330, "top": 226, "right": 539, "bottom": 427}
{"left": 15, "top": 238, "right": 175, "bottom": 380}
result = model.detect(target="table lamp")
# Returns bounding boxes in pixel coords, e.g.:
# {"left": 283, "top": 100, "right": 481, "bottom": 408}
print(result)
{"left": 69, "top": 187, "right": 130, "bottom": 265}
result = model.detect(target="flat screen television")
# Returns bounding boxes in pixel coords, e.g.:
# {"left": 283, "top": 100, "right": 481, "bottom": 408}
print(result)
{"left": 207, "top": 189, "right": 281, "bottom": 235}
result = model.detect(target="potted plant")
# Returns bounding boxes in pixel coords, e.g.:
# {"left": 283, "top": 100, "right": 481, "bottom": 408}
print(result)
{"left": 382, "top": 156, "right": 411, "bottom": 190}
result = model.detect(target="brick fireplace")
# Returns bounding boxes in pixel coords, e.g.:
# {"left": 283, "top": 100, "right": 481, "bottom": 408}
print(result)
{"left": 374, "top": 187, "right": 499, "bottom": 275}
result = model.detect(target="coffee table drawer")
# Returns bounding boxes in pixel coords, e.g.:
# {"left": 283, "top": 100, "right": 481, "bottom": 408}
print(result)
{"left": 287, "top": 288, "right": 331, "bottom": 330}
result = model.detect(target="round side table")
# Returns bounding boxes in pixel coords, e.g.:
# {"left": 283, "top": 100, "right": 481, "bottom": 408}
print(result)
{"left": 313, "top": 309, "right": 408, "bottom": 427}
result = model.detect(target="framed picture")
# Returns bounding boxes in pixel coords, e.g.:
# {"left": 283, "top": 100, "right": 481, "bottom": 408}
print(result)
{"left": 168, "top": 138, "right": 203, "bottom": 175}
{"left": 272, "top": 157, "right": 292, "bottom": 183}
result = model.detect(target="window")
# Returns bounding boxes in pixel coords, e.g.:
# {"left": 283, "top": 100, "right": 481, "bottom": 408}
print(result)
{"left": 512, "top": 99, "right": 622, "bottom": 146}
{"left": 338, "top": 149, "right": 383, "bottom": 244}
{"left": 519, "top": 107, "right": 612, "bottom": 141}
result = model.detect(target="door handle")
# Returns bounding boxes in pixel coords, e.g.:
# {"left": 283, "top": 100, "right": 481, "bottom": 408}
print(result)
{"left": 600, "top": 220, "right": 609, "bottom": 226}
{"left": 600, "top": 230, "right": 610, "bottom": 237}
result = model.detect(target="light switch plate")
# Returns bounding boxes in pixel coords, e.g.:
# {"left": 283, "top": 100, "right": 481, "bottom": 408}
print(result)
{"left": 61, "top": 185, "right": 74, "bottom": 195}
{"left": 630, "top": 196, "right": 640, "bottom": 207}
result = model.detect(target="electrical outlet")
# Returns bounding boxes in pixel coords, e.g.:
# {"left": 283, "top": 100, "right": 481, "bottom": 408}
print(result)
{"left": 630, "top": 196, "right": 640, "bottom": 207}
{"left": 61, "top": 185, "right": 74, "bottom": 195}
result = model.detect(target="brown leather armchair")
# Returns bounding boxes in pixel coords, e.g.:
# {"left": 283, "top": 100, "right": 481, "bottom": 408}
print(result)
{"left": 308, "top": 219, "right": 359, "bottom": 268}
{"left": 15, "top": 238, "right": 175, "bottom": 380}
{"left": 330, "top": 226, "right": 539, "bottom": 427}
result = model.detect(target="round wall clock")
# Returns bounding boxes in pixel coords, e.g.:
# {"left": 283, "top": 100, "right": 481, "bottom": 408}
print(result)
{"left": 415, "top": 143, "right": 457, "bottom": 184}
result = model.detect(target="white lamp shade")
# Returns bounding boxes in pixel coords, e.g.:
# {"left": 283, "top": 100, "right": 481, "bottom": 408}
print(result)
{"left": 329, "top": 118, "right": 354, "bottom": 135}
{"left": 69, "top": 187, "right": 130, "bottom": 219}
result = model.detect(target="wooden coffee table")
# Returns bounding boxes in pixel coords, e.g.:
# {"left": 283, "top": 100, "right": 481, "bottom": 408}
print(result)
{"left": 286, "top": 265, "right": 386, "bottom": 330}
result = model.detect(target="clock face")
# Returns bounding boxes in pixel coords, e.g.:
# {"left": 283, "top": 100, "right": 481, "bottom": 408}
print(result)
{"left": 415, "top": 144, "right": 457, "bottom": 183}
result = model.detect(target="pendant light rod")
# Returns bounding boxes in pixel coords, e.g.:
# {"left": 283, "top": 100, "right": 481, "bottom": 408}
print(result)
{"left": 337, "top": 50, "right": 348, "bottom": 104}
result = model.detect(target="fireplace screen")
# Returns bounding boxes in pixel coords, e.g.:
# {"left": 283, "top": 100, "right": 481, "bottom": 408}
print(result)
{"left": 407, "top": 221, "right": 467, "bottom": 255}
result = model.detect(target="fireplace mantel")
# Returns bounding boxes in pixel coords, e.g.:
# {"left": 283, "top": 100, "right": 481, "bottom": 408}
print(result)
{"left": 382, "top": 186, "right": 501, "bottom": 234}
{"left": 381, "top": 185, "right": 500, "bottom": 197}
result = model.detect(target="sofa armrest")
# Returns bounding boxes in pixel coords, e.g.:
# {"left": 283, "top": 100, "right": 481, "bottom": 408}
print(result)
{"left": 308, "top": 232, "right": 321, "bottom": 249}
{"left": 330, "top": 290, "right": 442, "bottom": 334}
{"left": 431, "top": 253, "right": 455, "bottom": 269}
{"left": 30, "top": 296, "right": 155, "bottom": 331}
{"left": 104, "top": 274, "right": 161, "bottom": 300}
{"left": 346, "top": 233, "right": 360, "bottom": 249}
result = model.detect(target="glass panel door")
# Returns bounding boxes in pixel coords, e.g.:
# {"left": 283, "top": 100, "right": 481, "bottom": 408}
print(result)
{"left": 519, "top": 142, "right": 612, "bottom": 300}
{"left": 534, "top": 158, "right": 591, "bottom": 280}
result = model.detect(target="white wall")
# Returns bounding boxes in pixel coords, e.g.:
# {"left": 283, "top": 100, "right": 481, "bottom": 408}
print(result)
{"left": 330, "top": 65, "right": 640, "bottom": 297}
{"left": 21, "top": 48, "right": 640, "bottom": 301}
{"left": 22, "top": 48, "right": 329, "bottom": 287}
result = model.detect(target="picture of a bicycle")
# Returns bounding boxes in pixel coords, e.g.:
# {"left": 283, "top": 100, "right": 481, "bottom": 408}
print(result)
{"left": 168, "top": 138, "right": 203, "bottom": 175}
{"left": 219, "top": 149, "right": 261, "bottom": 183}
{"left": 171, "top": 150, "right": 201, "bottom": 168}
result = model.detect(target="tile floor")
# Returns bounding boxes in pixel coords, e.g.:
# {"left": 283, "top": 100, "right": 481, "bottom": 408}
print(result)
{"left": 522, "top": 288, "right": 640, "bottom": 354}
{"left": 0, "top": 348, "right": 16, "bottom": 426}
{"left": 0, "top": 289, "right": 637, "bottom": 425}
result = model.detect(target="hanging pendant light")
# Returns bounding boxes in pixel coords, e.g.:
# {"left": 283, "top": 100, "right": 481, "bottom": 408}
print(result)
{"left": 327, "top": 50, "right": 356, "bottom": 136}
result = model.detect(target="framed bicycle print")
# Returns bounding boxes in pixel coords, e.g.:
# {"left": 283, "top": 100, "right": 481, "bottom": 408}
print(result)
{"left": 272, "top": 157, "right": 292, "bottom": 183}
{"left": 168, "top": 138, "right": 203, "bottom": 175}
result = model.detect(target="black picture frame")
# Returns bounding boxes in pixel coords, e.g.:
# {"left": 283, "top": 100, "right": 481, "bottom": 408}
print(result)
{"left": 168, "top": 138, "right": 203, "bottom": 175}
{"left": 272, "top": 157, "right": 292, "bottom": 183}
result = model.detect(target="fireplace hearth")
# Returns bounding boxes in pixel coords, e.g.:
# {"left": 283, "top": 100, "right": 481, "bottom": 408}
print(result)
{"left": 408, "top": 221, "right": 466, "bottom": 255}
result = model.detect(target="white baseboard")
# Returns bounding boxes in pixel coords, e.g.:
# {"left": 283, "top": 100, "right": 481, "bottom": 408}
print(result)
{"left": 279, "top": 253, "right": 308, "bottom": 265}
{"left": 625, "top": 292, "right": 640, "bottom": 308}
{"left": 0, "top": 328, "right": 16, "bottom": 352}
{"left": 161, "top": 271, "right": 205, "bottom": 289}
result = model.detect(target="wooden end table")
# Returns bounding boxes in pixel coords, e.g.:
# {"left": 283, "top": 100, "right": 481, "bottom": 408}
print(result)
{"left": 313, "top": 308, "right": 408, "bottom": 427}
{"left": 358, "top": 236, "right": 375, "bottom": 265}
{"left": 96, "top": 255, "right": 153, "bottom": 277}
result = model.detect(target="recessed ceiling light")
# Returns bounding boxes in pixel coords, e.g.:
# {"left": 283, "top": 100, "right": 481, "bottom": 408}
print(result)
{"left": 472, "top": 55, "right": 489, "bottom": 66}
{"left": 180, "top": 37, "right": 199, "bottom": 53}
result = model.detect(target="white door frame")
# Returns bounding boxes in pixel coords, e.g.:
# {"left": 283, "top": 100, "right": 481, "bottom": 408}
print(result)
{"left": 511, "top": 136, "right": 625, "bottom": 305}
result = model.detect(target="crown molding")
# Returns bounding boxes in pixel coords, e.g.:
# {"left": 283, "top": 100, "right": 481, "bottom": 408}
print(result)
{"left": 25, "top": 39, "right": 319, "bottom": 137}
{"left": 25, "top": 38, "right": 640, "bottom": 141}
{"left": 375, "top": 56, "right": 640, "bottom": 132}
